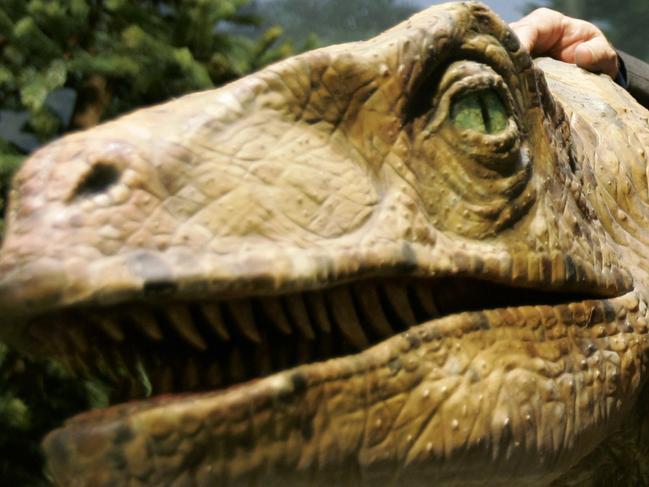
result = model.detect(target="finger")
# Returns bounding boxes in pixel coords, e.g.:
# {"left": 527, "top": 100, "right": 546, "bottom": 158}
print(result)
{"left": 574, "top": 38, "right": 619, "bottom": 78}
{"left": 509, "top": 21, "right": 536, "bottom": 53}
{"left": 510, "top": 9, "right": 565, "bottom": 56}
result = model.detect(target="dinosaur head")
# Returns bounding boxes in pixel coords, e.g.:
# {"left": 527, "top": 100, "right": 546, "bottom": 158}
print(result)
{"left": 0, "top": 2, "right": 646, "bottom": 486}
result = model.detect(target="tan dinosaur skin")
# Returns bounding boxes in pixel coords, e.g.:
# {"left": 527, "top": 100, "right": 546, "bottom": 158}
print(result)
{"left": 1, "top": 2, "right": 649, "bottom": 485}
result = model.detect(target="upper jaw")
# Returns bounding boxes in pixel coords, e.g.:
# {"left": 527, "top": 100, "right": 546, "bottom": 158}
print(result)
{"left": 0, "top": 240, "right": 634, "bottom": 399}
{"left": 0, "top": 240, "right": 633, "bottom": 329}
{"left": 0, "top": 226, "right": 634, "bottom": 344}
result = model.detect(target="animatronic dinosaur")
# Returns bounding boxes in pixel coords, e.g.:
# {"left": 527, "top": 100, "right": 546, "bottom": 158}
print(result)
{"left": 1, "top": 2, "right": 649, "bottom": 486}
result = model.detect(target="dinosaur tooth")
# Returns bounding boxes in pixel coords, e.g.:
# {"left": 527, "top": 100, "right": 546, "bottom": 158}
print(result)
{"left": 111, "top": 347, "right": 133, "bottom": 378}
{"left": 157, "top": 366, "right": 174, "bottom": 393}
{"left": 96, "top": 316, "right": 125, "bottom": 342}
{"left": 67, "top": 325, "right": 89, "bottom": 352}
{"left": 318, "top": 331, "right": 335, "bottom": 357}
{"left": 275, "top": 344, "right": 291, "bottom": 370}
{"left": 96, "top": 349, "right": 120, "bottom": 383}
{"left": 201, "top": 304, "right": 231, "bottom": 341}
{"left": 29, "top": 323, "right": 48, "bottom": 345}
{"left": 258, "top": 297, "right": 292, "bottom": 335}
{"left": 128, "top": 372, "right": 149, "bottom": 400}
{"left": 382, "top": 283, "right": 417, "bottom": 327}
{"left": 539, "top": 255, "right": 553, "bottom": 282}
{"left": 256, "top": 344, "right": 273, "bottom": 375}
{"left": 58, "top": 354, "right": 74, "bottom": 374}
{"left": 183, "top": 357, "right": 200, "bottom": 390}
{"left": 284, "top": 294, "right": 315, "bottom": 339}
{"left": 354, "top": 284, "right": 395, "bottom": 337}
{"left": 87, "top": 345, "right": 109, "bottom": 375}
{"left": 134, "top": 355, "right": 152, "bottom": 398}
{"left": 297, "top": 339, "right": 314, "bottom": 365}
{"left": 166, "top": 305, "right": 208, "bottom": 351}
{"left": 97, "top": 345, "right": 116, "bottom": 374}
{"left": 551, "top": 252, "right": 566, "bottom": 284}
{"left": 512, "top": 253, "right": 528, "bottom": 282}
{"left": 130, "top": 309, "right": 164, "bottom": 341}
{"left": 206, "top": 361, "right": 223, "bottom": 388}
{"left": 227, "top": 300, "right": 262, "bottom": 343}
{"left": 411, "top": 282, "right": 440, "bottom": 319}
{"left": 305, "top": 292, "right": 332, "bottom": 334}
{"left": 229, "top": 348, "right": 247, "bottom": 383}
{"left": 33, "top": 325, "right": 67, "bottom": 356}
{"left": 327, "top": 287, "right": 369, "bottom": 350}
{"left": 70, "top": 353, "right": 90, "bottom": 376}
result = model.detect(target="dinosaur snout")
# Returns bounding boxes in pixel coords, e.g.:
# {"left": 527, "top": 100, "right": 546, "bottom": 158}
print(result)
{"left": 0, "top": 259, "right": 67, "bottom": 314}
{"left": 0, "top": 253, "right": 70, "bottom": 352}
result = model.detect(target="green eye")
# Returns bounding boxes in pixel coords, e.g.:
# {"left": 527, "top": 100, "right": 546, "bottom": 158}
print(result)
{"left": 451, "top": 90, "right": 508, "bottom": 134}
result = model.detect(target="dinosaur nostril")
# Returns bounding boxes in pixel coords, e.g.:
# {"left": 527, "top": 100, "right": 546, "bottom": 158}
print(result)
{"left": 73, "top": 163, "right": 120, "bottom": 198}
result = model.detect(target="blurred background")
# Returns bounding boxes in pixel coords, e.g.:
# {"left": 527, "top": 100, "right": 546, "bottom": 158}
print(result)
{"left": 1, "top": 1, "right": 648, "bottom": 484}
{"left": 248, "top": 0, "right": 647, "bottom": 56}
{"left": 247, "top": 0, "right": 532, "bottom": 45}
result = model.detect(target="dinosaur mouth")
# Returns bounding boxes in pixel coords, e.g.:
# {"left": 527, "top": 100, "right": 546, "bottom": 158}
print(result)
{"left": 27, "top": 275, "right": 615, "bottom": 402}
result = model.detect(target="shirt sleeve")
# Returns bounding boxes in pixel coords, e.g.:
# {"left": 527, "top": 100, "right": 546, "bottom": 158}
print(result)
{"left": 617, "top": 50, "right": 649, "bottom": 109}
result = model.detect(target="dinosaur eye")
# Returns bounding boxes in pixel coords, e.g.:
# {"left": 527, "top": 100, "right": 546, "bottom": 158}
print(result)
{"left": 451, "top": 89, "right": 508, "bottom": 134}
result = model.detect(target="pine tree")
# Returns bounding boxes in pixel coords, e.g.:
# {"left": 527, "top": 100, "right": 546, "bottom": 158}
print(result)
{"left": 0, "top": 1, "right": 293, "bottom": 484}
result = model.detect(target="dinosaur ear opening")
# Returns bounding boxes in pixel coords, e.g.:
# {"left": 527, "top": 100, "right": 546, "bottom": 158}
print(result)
{"left": 73, "top": 163, "right": 120, "bottom": 198}
{"left": 451, "top": 89, "right": 508, "bottom": 134}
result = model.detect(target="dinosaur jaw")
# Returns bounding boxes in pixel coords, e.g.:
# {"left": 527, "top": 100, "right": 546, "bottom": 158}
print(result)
{"left": 39, "top": 286, "right": 646, "bottom": 487}
{"left": 0, "top": 244, "right": 639, "bottom": 485}
{"left": 21, "top": 273, "right": 619, "bottom": 398}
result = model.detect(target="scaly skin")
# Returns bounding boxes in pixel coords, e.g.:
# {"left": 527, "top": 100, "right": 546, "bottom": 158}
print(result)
{"left": 1, "top": 2, "right": 648, "bottom": 485}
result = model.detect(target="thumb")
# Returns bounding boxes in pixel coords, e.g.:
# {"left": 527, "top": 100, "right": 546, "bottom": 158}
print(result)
{"left": 509, "top": 21, "right": 535, "bottom": 53}
{"left": 574, "top": 38, "right": 619, "bottom": 78}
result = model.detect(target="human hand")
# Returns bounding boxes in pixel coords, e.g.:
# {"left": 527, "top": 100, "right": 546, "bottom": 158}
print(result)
{"left": 510, "top": 8, "right": 619, "bottom": 79}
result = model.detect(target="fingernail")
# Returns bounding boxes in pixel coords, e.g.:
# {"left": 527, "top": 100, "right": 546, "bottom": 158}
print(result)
{"left": 574, "top": 44, "right": 593, "bottom": 68}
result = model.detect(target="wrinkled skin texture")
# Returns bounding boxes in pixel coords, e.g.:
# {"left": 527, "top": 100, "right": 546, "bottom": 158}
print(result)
{"left": 1, "top": 2, "right": 649, "bottom": 486}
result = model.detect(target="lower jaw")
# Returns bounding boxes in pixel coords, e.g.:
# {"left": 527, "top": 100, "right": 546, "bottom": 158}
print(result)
{"left": 41, "top": 293, "right": 646, "bottom": 487}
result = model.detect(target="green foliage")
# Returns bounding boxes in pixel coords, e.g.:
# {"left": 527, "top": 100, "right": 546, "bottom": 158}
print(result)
{"left": 0, "top": 1, "right": 295, "bottom": 484}
{"left": 0, "top": 0, "right": 293, "bottom": 144}
{"left": 0, "top": 344, "right": 109, "bottom": 486}
{"left": 0, "top": 140, "right": 24, "bottom": 237}
{"left": 528, "top": 0, "right": 649, "bottom": 62}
